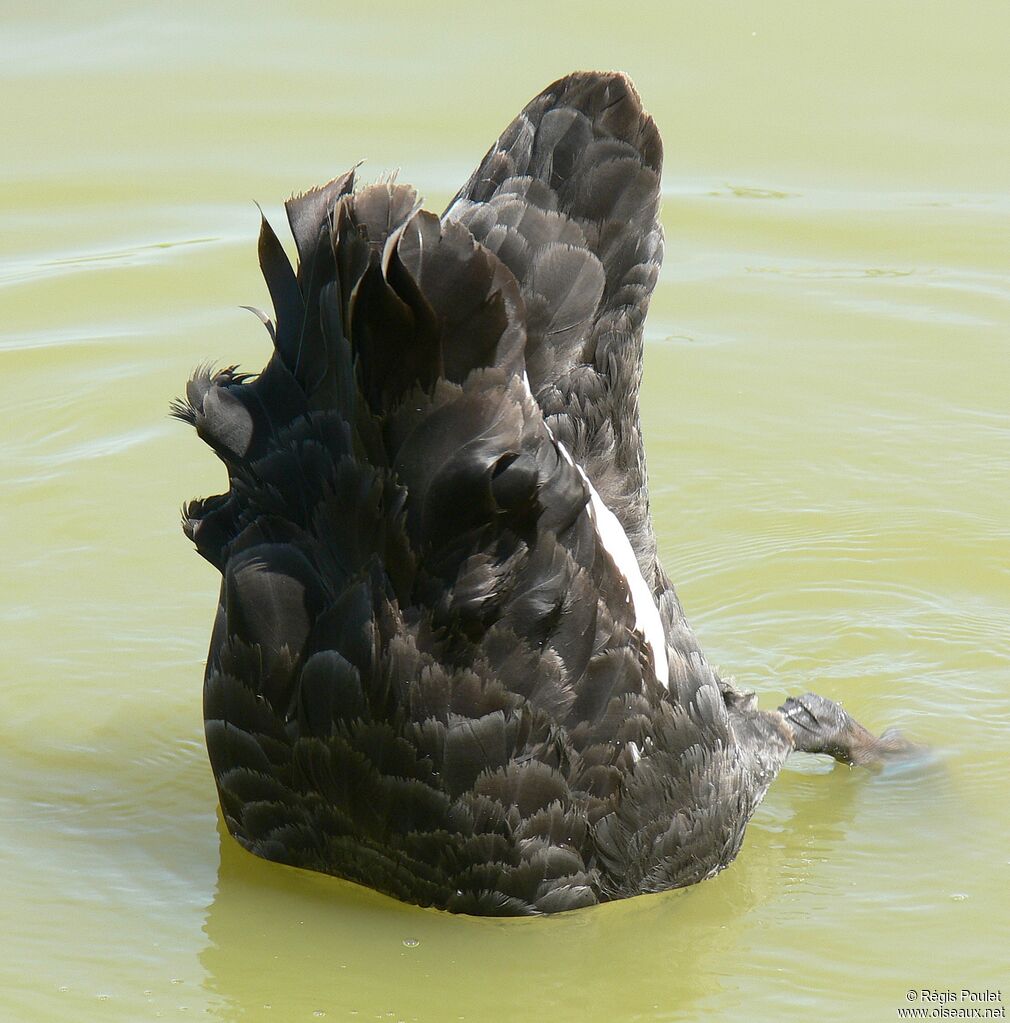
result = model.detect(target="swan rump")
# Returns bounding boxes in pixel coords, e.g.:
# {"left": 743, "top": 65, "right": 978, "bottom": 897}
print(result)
{"left": 177, "top": 72, "right": 912, "bottom": 915}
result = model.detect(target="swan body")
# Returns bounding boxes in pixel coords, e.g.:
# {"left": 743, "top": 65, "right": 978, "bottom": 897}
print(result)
{"left": 177, "top": 72, "right": 913, "bottom": 914}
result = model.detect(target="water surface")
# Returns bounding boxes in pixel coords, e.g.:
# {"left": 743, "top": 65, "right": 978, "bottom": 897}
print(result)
{"left": 2, "top": 4, "right": 1008, "bottom": 1021}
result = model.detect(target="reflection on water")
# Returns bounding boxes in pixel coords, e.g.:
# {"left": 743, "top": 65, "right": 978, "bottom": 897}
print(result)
{"left": 200, "top": 812, "right": 781, "bottom": 1022}
{"left": 199, "top": 753, "right": 958, "bottom": 1022}
{"left": 3, "top": 1, "right": 1009, "bottom": 1020}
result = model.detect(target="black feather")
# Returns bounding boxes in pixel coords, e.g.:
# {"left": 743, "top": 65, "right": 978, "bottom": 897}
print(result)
{"left": 176, "top": 71, "right": 812, "bottom": 917}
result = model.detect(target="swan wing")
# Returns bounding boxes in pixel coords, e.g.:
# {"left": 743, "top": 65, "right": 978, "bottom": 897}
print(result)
{"left": 444, "top": 71, "right": 663, "bottom": 589}
{"left": 444, "top": 71, "right": 724, "bottom": 704}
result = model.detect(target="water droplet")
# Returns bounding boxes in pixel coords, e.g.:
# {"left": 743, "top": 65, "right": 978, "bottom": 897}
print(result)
{"left": 402, "top": 937, "right": 419, "bottom": 948}
{"left": 951, "top": 892, "right": 969, "bottom": 901}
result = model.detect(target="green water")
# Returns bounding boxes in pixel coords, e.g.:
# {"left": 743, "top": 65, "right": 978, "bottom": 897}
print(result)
{"left": 2, "top": 3, "right": 1007, "bottom": 1021}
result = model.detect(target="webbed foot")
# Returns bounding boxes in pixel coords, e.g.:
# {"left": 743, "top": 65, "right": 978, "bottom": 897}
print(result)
{"left": 780, "top": 692, "right": 923, "bottom": 767}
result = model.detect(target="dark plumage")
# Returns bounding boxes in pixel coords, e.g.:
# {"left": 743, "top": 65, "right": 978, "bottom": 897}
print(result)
{"left": 177, "top": 71, "right": 917, "bottom": 915}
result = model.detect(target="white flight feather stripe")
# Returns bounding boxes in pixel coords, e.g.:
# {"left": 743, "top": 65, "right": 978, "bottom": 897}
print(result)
{"left": 522, "top": 368, "right": 669, "bottom": 688}
{"left": 558, "top": 442, "right": 670, "bottom": 688}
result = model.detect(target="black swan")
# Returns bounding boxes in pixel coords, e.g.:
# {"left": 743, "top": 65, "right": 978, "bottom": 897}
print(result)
{"left": 176, "top": 71, "right": 916, "bottom": 915}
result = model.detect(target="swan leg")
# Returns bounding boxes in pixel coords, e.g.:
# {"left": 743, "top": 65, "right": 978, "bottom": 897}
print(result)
{"left": 779, "top": 692, "right": 922, "bottom": 767}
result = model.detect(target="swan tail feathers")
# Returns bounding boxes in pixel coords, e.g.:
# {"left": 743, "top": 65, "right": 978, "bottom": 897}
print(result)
{"left": 178, "top": 148, "right": 695, "bottom": 912}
